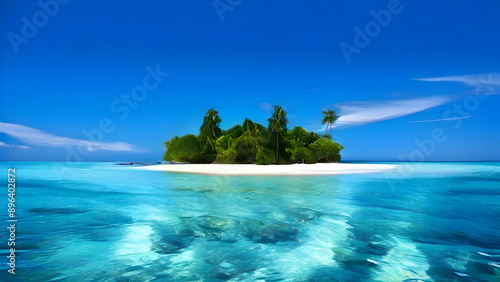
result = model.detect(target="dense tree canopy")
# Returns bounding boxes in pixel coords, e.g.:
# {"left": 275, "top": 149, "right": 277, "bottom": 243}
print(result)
{"left": 198, "top": 108, "right": 222, "bottom": 155}
{"left": 163, "top": 134, "right": 201, "bottom": 163}
{"left": 163, "top": 106, "right": 344, "bottom": 164}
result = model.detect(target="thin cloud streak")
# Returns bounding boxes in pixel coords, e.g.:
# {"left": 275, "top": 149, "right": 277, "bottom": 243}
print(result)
{"left": 334, "top": 95, "right": 455, "bottom": 128}
{"left": 0, "top": 141, "right": 30, "bottom": 149}
{"left": 414, "top": 73, "right": 500, "bottom": 89}
{"left": 406, "top": 116, "right": 473, "bottom": 123}
{"left": 0, "top": 122, "right": 138, "bottom": 151}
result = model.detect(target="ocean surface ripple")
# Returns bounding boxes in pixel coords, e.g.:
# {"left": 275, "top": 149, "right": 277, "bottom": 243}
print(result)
{"left": 0, "top": 162, "right": 499, "bottom": 281}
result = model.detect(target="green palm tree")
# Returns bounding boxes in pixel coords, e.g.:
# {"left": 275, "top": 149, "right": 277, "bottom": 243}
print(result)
{"left": 200, "top": 108, "right": 222, "bottom": 140}
{"left": 321, "top": 109, "right": 339, "bottom": 135}
{"left": 199, "top": 108, "right": 222, "bottom": 154}
{"left": 267, "top": 105, "right": 288, "bottom": 164}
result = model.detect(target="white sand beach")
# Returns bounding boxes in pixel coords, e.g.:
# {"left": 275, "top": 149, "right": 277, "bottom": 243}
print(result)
{"left": 137, "top": 163, "right": 397, "bottom": 176}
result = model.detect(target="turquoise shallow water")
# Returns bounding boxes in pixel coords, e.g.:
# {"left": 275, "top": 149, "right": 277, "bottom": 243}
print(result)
{"left": 0, "top": 162, "right": 499, "bottom": 281}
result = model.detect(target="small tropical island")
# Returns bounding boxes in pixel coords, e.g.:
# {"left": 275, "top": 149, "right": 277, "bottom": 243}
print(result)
{"left": 163, "top": 106, "right": 344, "bottom": 165}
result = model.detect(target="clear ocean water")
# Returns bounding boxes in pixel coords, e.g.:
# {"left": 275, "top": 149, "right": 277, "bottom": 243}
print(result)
{"left": 0, "top": 162, "right": 499, "bottom": 281}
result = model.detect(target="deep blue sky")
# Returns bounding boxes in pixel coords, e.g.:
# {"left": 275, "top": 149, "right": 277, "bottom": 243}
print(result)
{"left": 1, "top": 0, "right": 499, "bottom": 161}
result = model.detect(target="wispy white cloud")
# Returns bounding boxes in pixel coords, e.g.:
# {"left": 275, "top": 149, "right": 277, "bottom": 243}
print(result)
{"left": 0, "top": 122, "right": 138, "bottom": 151}
{"left": 259, "top": 102, "right": 272, "bottom": 111}
{"left": 406, "top": 116, "right": 473, "bottom": 123}
{"left": 414, "top": 73, "right": 500, "bottom": 90}
{"left": 334, "top": 95, "right": 455, "bottom": 128}
{"left": 304, "top": 125, "right": 325, "bottom": 132}
{"left": 324, "top": 73, "right": 498, "bottom": 129}
{"left": 0, "top": 141, "right": 30, "bottom": 149}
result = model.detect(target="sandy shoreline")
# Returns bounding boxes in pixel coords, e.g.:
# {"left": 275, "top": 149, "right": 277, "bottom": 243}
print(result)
{"left": 135, "top": 163, "right": 397, "bottom": 176}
